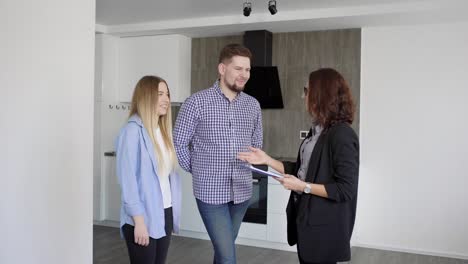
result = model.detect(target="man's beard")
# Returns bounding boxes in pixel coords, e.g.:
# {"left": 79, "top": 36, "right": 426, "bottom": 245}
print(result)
{"left": 225, "top": 80, "right": 244, "bottom": 93}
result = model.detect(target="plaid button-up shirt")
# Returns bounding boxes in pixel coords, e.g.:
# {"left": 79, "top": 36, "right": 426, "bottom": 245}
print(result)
{"left": 174, "top": 80, "right": 263, "bottom": 204}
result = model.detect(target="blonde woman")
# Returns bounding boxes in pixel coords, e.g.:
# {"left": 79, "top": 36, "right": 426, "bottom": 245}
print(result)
{"left": 116, "top": 76, "right": 181, "bottom": 264}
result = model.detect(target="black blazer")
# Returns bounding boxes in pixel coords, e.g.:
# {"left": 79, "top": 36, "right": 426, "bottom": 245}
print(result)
{"left": 283, "top": 123, "right": 359, "bottom": 263}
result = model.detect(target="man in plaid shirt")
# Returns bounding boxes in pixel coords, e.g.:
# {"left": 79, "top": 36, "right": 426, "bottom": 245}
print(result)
{"left": 174, "top": 43, "right": 263, "bottom": 264}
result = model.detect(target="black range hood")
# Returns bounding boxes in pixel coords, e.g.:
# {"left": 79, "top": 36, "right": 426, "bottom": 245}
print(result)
{"left": 243, "top": 30, "right": 284, "bottom": 109}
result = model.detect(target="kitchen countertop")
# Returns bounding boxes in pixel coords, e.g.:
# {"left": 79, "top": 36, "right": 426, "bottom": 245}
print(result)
{"left": 272, "top": 156, "right": 297, "bottom": 163}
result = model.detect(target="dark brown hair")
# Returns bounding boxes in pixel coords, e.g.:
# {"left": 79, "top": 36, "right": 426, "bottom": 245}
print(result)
{"left": 306, "top": 68, "right": 355, "bottom": 128}
{"left": 218, "top": 43, "right": 252, "bottom": 63}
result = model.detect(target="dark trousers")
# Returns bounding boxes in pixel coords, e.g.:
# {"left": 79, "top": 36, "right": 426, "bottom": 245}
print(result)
{"left": 122, "top": 207, "right": 173, "bottom": 264}
{"left": 299, "top": 256, "right": 336, "bottom": 264}
{"left": 298, "top": 247, "right": 336, "bottom": 264}
{"left": 299, "top": 258, "right": 336, "bottom": 264}
{"left": 299, "top": 261, "right": 336, "bottom": 264}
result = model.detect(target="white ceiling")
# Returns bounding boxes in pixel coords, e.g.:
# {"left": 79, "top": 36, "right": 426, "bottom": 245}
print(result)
{"left": 96, "top": 0, "right": 409, "bottom": 25}
{"left": 95, "top": 0, "right": 468, "bottom": 37}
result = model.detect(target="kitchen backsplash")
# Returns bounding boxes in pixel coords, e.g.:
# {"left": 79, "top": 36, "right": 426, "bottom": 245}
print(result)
{"left": 188, "top": 29, "right": 361, "bottom": 158}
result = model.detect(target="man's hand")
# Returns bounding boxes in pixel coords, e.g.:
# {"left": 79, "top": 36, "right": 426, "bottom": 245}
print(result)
{"left": 237, "top": 146, "right": 272, "bottom": 166}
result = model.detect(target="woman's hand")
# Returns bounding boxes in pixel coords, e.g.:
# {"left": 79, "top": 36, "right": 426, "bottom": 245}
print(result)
{"left": 133, "top": 219, "right": 150, "bottom": 246}
{"left": 279, "top": 174, "right": 306, "bottom": 192}
{"left": 237, "top": 147, "right": 272, "bottom": 165}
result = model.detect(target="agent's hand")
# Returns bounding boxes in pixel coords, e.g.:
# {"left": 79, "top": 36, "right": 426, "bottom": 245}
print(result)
{"left": 134, "top": 222, "right": 150, "bottom": 246}
{"left": 237, "top": 147, "right": 271, "bottom": 165}
{"left": 279, "top": 174, "right": 306, "bottom": 192}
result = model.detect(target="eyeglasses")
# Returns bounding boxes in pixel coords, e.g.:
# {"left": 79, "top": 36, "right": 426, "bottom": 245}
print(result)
{"left": 301, "top": 86, "right": 308, "bottom": 98}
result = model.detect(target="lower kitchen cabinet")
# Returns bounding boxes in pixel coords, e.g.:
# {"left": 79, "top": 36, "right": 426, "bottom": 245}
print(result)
{"left": 266, "top": 182, "right": 290, "bottom": 243}
{"left": 267, "top": 213, "right": 288, "bottom": 243}
{"left": 104, "top": 156, "right": 121, "bottom": 222}
{"left": 238, "top": 222, "right": 267, "bottom": 240}
{"left": 178, "top": 167, "right": 206, "bottom": 233}
{"left": 177, "top": 168, "right": 293, "bottom": 249}
{"left": 267, "top": 183, "right": 290, "bottom": 214}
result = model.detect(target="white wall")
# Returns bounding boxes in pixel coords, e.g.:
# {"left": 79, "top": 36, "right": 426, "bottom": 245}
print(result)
{"left": 1, "top": 0, "right": 95, "bottom": 263}
{"left": 357, "top": 22, "right": 468, "bottom": 259}
{"left": 94, "top": 34, "right": 104, "bottom": 220}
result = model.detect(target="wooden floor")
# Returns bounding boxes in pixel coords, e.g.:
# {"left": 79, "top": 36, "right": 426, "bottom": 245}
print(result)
{"left": 94, "top": 225, "right": 468, "bottom": 264}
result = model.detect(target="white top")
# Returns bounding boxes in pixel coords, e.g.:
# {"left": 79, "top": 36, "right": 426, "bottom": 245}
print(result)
{"left": 154, "top": 127, "right": 172, "bottom": 209}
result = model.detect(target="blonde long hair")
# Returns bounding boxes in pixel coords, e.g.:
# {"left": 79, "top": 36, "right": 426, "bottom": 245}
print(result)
{"left": 129, "top": 75, "right": 177, "bottom": 174}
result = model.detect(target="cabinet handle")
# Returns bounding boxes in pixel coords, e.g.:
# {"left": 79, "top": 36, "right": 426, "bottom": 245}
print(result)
{"left": 104, "top": 151, "right": 116, "bottom": 157}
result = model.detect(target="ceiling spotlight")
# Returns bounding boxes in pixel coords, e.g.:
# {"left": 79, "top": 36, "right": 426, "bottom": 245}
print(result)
{"left": 268, "top": 0, "right": 277, "bottom": 15}
{"left": 243, "top": 2, "right": 252, "bottom": 17}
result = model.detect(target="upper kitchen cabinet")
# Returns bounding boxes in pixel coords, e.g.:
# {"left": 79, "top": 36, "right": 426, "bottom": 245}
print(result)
{"left": 117, "top": 34, "right": 191, "bottom": 103}
{"left": 95, "top": 33, "right": 120, "bottom": 102}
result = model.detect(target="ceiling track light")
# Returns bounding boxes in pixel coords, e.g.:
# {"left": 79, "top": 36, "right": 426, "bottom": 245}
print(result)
{"left": 243, "top": 2, "right": 252, "bottom": 17}
{"left": 268, "top": 0, "right": 277, "bottom": 15}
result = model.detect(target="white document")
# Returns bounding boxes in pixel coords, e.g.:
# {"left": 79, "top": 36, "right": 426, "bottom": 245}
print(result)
{"left": 245, "top": 164, "right": 283, "bottom": 178}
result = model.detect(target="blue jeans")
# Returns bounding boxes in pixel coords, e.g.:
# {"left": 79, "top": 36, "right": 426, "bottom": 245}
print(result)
{"left": 196, "top": 199, "right": 250, "bottom": 264}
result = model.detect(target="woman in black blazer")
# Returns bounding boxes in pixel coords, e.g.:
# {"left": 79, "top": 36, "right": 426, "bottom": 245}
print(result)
{"left": 238, "top": 68, "right": 359, "bottom": 264}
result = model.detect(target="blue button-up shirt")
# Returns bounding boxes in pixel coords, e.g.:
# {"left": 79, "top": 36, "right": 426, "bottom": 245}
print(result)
{"left": 116, "top": 115, "right": 181, "bottom": 239}
{"left": 174, "top": 80, "right": 263, "bottom": 204}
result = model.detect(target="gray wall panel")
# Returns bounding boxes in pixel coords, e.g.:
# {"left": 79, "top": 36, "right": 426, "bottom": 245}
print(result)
{"left": 187, "top": 29, "right": 361, "bottom": 159}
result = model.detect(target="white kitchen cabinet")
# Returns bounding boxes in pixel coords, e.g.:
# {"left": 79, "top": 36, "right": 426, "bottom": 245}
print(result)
{"left": 238, "top": 222, "right": 267, "bottom": 240}
{"left": 94, "top": 34, "right": 103, "bottom": 101}
{"left": 267, "top": 183, "right": 290, "bottom": 214}
{"left": 178, "top": 167, "right": 206, "bottom": 233}
{"left": 266, "top": 183, "right": 290, "bottom": 243}
{"left": 117, "top": 34, "right": 191, "bottom": 103}
{"left": 267, "top": 213, "right": 288, "bottom": 243}
{"left": 103, "top": 155, "right": 121, "bottom": 222}
{"left": 98, "top": 101, "right": 129, "bottom": 222}
{"left": 95, "top": 34, "right": 120, "bottom": 102}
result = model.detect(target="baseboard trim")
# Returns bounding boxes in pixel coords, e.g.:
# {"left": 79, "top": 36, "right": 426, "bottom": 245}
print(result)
{"left": 176, "top": 230, "right": 296, "bottom": 252}
{"left": 93, "top": 224, "right": 467, "bottom": 260}
{"left": 93, "top": 219, "right": 120, "bottom": 228}
{"left": 352, "top": 242, "right": 468, "bottom": 260}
